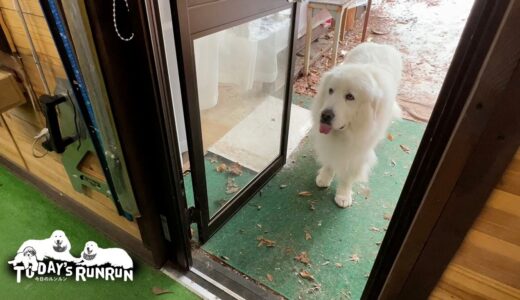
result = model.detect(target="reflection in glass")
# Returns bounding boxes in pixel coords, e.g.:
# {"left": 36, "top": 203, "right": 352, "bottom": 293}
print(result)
{"left": 193, "top": 9, "right": 292, "bottom": 217}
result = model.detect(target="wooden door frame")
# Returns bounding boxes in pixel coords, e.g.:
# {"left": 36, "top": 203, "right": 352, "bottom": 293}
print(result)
{"left": 78, "top": 0, "right": 193, "bottom": 270}
{"left": 364, "top": 0, "right": 520, "bottom": 298}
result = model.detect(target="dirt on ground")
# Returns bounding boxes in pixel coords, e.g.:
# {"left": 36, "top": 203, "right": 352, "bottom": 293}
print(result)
{"left": 294, "top": 0, "right": 474, "bottom": 123}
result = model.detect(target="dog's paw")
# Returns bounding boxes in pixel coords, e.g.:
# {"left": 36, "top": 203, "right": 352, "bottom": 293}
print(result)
{"left": 334, "top": 193, "right": 352, "bottom": 208}
{"left": 316, "top": 169, "right": 333, "bottom": 188}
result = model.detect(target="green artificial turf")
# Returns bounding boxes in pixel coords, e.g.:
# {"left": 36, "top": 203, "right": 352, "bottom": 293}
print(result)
{"left": 201, "top": 119, "right": 426, "bottom": 299}
{"left": 0, "top": 167, "right": 199, "bottom": 300}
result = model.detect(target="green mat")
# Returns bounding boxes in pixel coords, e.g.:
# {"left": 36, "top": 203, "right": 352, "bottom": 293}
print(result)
{"left": 0, "top": 167, "right": 199, "bottom": 300}
{"left": 184, "top": 154, "right": 256, "bottom": 217}
{"left": 202, "top": 119, "right": 425, "bottom": 299}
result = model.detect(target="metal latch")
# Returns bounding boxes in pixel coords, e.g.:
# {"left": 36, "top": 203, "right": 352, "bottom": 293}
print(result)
{"left": 187, "top": 206, "right": 201, "bottom": 225}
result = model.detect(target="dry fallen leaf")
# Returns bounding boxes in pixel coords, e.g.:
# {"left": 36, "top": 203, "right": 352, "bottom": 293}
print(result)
{"left": 216, "top": 163, "right": 227, "bottom": 173}
{"left": 309, "top": 200, "right": 316, "bottom": 211}
{"left": 257, "top": 237, "right": 276, "bottom": 247}
{"left": 298, "top": 191, "right": 312, "bottom": 197}
{"left": 387, "top": 133, "right": 394, "bottom": 141}
{"left": 305, "top": 231, "right": 312, "bottom": 241}
{"left": 384, "top": 213, "right": 392, "bottom": 221}
{"left": 152, "top": 287, "right": 174, "bottom": 295}
{"left": 295, "top": 252, "right": 311, "bottom": 265}
{"left": 228, "top": 163, "right": 243, "bottom": 176}
{"left": 390, "top": 159, "right": 397, "bottom": 167}
{"left": 370, "top": 226, "right": 381, "bottom": 232}
{"left": 308, "top": 284, "right": 321, "bottom": 294}
{"left": 280, "top": 184, "right": 288, "bottom": 189}
{"left": 226, "top": 177, "right": 240, "bottom": 194}
{"left": 371, "top": 28, "right": 390, "bottom": 35}
{"left": 335, "top": 263, "right": 343, "bottom": 268}
{"left": 349, "top": 254, "right": 360, "bottom": 262}
{"left": 266, "top": 274, "right": 273, "bottom": 282}
{"left": 400, "top": 144, "right": 411, "bottom": 154}
{"left": 299, "top": 270, "right": 315, "bottom": 281}
{"left": 221, "top": 255, "right": 230, "bottom": 261}
{"left": 321, "top": 261, "right": 330, "bottom": 266}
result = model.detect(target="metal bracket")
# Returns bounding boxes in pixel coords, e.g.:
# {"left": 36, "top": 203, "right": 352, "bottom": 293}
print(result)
{"left": 187, "top": 206, "right": 201, "bottom": 225}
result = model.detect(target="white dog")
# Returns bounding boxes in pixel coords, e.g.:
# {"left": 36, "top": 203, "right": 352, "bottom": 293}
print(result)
{"left": 8, "top": 230, "right": 78, "bottom": 269}
{"left": 78, "top": 241, "right": 133, "bottom": 269}
{"left": 311, "top": 42, "right": 402, "bottom": 208}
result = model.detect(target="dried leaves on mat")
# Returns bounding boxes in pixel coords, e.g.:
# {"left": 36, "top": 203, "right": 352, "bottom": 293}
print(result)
{"left": 226, "top": 177, "right": 240, "bottom": 194}
{"left": 216, "top": 163, "right": 227, "bottom": 173}
{"left": 228, "top": 163, "right": 243, "bottom": 176}
{"left": 152, "top": 287, "right": 174, "bottom": 295}
{"left": 384, "top": 213, "right": 392, "bottom": 221}
{"left": 266, "top": 274, "right": 274, "bottom": 282}
{"left": 305, "top": 231, "right": 312, "bottom": 241}
{"left": 295, "top": 251, "right": 311, "bottom": 265}
{"left": 298, "top": 191, "right": 312, "bottom": 197}
{"left": 370, "top": 226, "right": 381, "bottom": 232}
{"left": 349, "top": 254, "right": 360, "bottom": 263}
{"left": 400, "top": 144, "right": 411, "bottom": 154}
{"left": 257, "top": 237, "right": 276, "bottom": 247}
{"left": 299, "top": 270, "right": 315, "bottom": 281}
{"left": 387, "top": 133, "right": 394, "bottom": 141}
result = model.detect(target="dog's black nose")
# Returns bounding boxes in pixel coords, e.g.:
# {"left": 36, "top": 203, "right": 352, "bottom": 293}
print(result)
{"left": 320, "top": 109, "right": 335, "bottom": 124}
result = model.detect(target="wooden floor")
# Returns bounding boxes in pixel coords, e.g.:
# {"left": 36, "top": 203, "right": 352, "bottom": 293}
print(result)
{"left": 0, "top": 0, "right": 140, "bottom": 240}
{"left": 431, "top": 148, "right": 520, "bottom": 299}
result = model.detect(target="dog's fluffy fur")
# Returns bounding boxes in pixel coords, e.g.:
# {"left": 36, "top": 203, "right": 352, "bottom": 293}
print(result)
{"left": 79, "top": 241, "right": 133, "bottom": 269}
{"left": 8, "top": 230, "right": 78, "bottom": 270}
{"left": 311, "top": 42, "right": 402, "bottom": 208}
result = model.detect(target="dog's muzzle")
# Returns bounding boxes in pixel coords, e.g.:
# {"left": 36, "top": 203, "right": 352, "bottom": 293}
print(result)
{"left": 82, "top": 252, "right": 97, "bottom": 261}
{"left": 53, "top": 244, "right": 67, "bottom": 252}
{"left": 319, "top": 109, "right": 334, "bottom": 134}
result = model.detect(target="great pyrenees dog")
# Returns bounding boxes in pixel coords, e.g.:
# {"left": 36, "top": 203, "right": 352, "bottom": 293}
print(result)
{"left": 8, "top": 230, "right": 78, "bottom": 269}
{"left": 311, "top": 42, "right": 402, "bottom": 208}
{"left": 78, "top": 241, "right": 133, "bottom": 269}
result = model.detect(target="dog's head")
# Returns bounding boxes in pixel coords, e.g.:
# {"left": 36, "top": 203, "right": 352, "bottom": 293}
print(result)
{"left": 50, "top": 230, "right": 70, "bottom": 253}
{"left": 312, "top": 64, "right": 385, "bottom": 135}
{"left": 22, "top": 246, "right": 36, "bottom": 258}
{"left": 82, "top": 241, "right": 98, "bottom": 260}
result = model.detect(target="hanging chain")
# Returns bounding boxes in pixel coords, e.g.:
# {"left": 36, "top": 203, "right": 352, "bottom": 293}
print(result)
{"left": 112, "top": 0, "right": 134, "bottom": 42}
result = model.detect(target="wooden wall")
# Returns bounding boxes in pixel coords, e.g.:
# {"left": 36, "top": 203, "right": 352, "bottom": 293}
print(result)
{"left": 430, "top": 148, "right": 520, "bottom": 299}
{"left": 0, "top": 0, "right": 140, "bottom": 240}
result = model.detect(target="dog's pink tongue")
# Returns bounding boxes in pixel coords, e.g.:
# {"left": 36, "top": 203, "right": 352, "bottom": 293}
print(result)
{"left": 319, "top": 123, "right": 332, "bottom": 134}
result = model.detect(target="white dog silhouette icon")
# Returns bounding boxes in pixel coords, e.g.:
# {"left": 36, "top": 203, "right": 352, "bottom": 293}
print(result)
{"left": 79, "top": 241, "right": 133, "bottom": 269}
{"left": 8, "top": 230, "right": 78, "bottom": 270}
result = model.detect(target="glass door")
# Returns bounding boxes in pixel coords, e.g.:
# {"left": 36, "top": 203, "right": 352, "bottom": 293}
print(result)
{"left": 170, "top": 0, "right": 300, "bottom": 242}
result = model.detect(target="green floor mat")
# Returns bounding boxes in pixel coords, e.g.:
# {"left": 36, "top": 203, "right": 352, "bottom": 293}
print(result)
{"left": 202, "top": 119, "right": 426, "bottom": 299}
{"left": 0, "top": 166, "right": 199, "bottom": 300}
{"left": 184, "top": 153, "right": 256, "bottom": 217}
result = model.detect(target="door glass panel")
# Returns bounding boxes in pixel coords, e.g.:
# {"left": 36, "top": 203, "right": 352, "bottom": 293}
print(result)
{"left": 193, "top": 9, "right": 292, "bottom": 217}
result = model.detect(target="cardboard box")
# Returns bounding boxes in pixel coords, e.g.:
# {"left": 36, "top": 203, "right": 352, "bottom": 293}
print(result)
{"left": 0, "top": 69, "right": 26, "bottom": 113}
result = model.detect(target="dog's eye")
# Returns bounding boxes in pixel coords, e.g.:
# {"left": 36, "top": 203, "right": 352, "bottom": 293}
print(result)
{"left": 345, "top": 93, "right": 355, "bottom": 101}
{"left": 328, "top": 88, "right": 334, "bottom": 95}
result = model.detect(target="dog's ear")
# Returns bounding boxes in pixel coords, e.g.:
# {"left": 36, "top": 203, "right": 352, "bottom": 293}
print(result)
{"left": 366, "top": 72, "right": 385, "bottom": 120}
